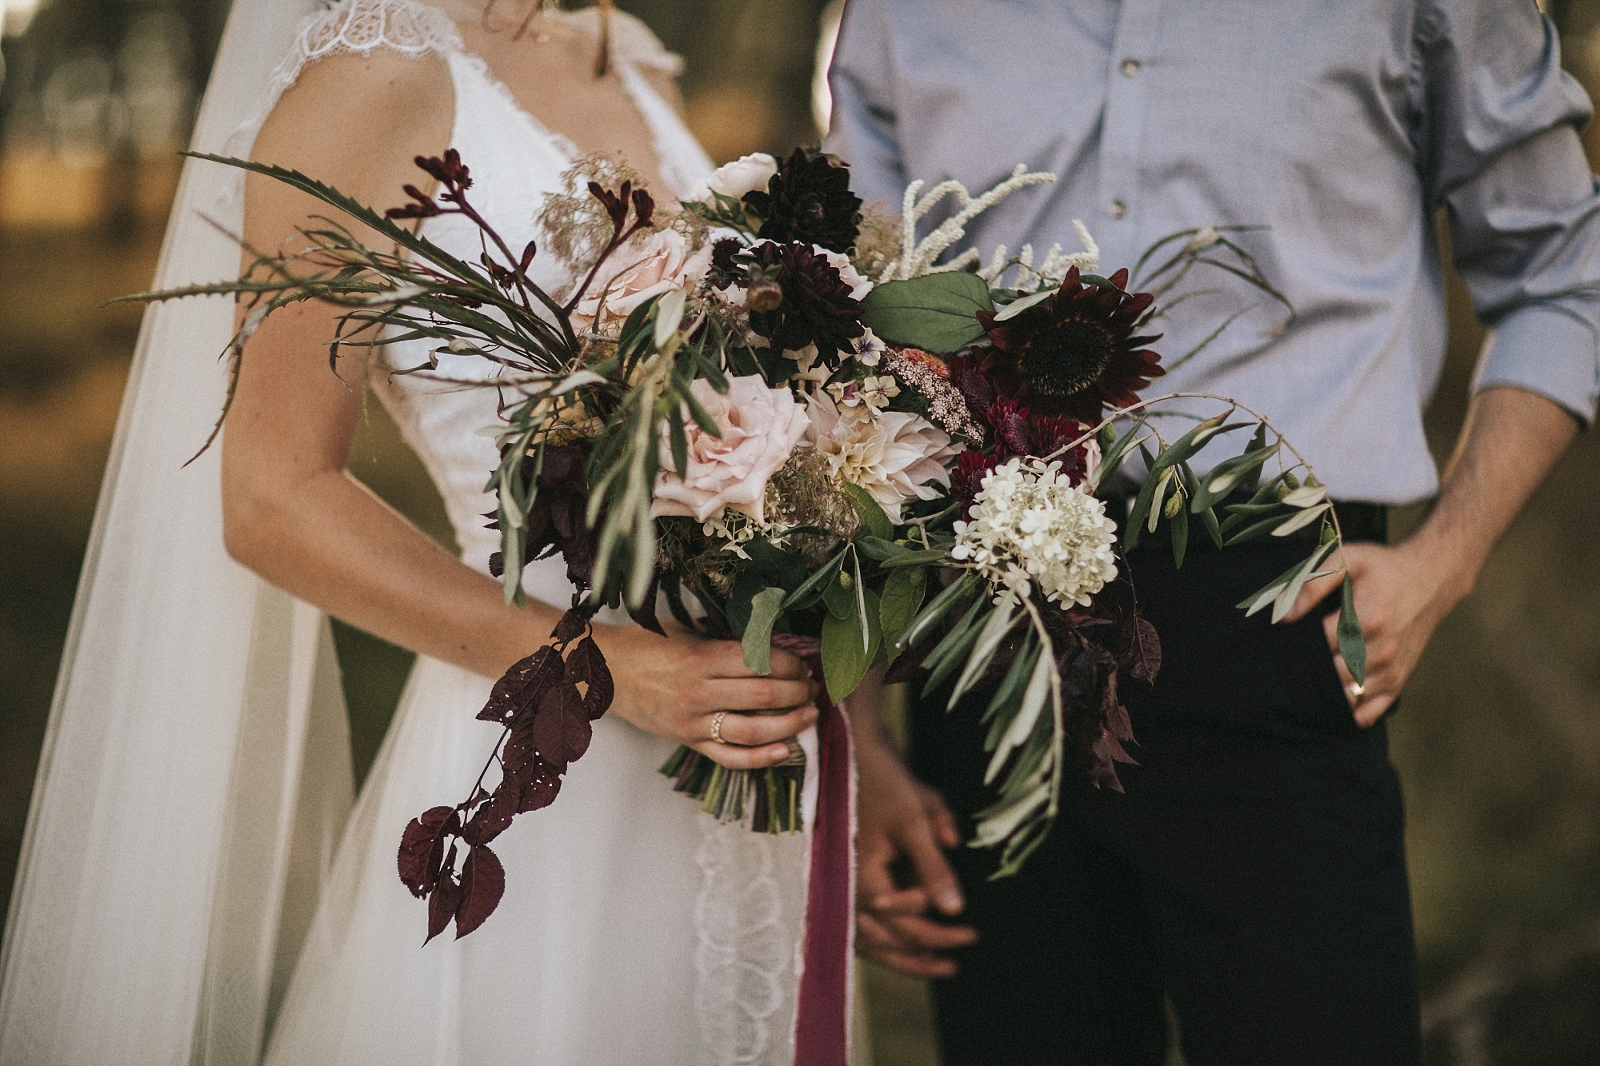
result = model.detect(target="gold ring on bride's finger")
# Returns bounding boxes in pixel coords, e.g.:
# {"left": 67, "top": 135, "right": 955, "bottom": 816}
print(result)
{"left": 710, "top": 711, "right": 728, "bottom": 744}
{"left": 1346, "top": 681, "right": 1366, "bottom": 701}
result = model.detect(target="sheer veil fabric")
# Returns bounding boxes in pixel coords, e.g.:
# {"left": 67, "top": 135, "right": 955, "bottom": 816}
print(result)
{"left": 0, "top": 0, "right": 349, "bottom": 1062}
{"left": 0, "top": 2, "right": 821, "bottom": 1065}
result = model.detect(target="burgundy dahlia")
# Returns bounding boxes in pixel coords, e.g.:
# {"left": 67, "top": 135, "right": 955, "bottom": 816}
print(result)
{"left": 742, "top": 147, "right": 863, "bottom": 254}
{"left": 952, "top": 450, "right": 1001, "bottom": 517}
{"left": 745, "top": 241, "right": 865, "bottom": 359}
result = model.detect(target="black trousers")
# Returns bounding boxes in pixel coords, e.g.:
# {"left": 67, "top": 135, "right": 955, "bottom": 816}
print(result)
{"left": 909, "top": 538, "right": 1421, "bottom": 1066}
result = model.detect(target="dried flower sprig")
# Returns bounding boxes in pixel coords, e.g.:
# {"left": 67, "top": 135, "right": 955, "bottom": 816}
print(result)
{"left": 880, "top": 164, "right": 1057, "bottom": 282}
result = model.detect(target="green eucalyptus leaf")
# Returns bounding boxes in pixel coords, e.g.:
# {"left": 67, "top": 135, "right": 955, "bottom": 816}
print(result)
{"left": 990, "top": 286, "right": 1055, "bottom": 322}
{"left": 745, "top": 538, "right": 808, "bottom": 587}
{"left": 858, "top": 272, "right": 996, "bottom": 354}
{"left": 741, "top": 587, "right": 786, "bottom": 675}
{"left": 879, "top": 548, "right": 949, "bottom": 568}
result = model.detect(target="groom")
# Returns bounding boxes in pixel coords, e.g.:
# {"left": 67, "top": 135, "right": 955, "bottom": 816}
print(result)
{"left": 826, "top": 1, "right": 1598, "bottom": 1063}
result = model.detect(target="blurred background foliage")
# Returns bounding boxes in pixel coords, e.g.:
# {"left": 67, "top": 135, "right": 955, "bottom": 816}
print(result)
{"left": 1, "top": 2, "right": 1598, "bottom": 1064}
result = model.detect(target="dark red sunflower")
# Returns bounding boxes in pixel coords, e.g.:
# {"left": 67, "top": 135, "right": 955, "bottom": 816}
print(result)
{"left": 976, "top": 266, "right": 1164, "bottom": 424}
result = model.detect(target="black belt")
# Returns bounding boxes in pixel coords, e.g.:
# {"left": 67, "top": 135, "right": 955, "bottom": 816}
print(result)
{"left": 1108, "top": 495, "right": 1388, "bottom": 552}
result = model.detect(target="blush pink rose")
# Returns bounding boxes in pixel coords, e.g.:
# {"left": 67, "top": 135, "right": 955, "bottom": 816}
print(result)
{"left": 650, "top": 376, "right": 810, "bottom": 525}
{"left": 573, "top": 227, "right": 713, "bottom": 330}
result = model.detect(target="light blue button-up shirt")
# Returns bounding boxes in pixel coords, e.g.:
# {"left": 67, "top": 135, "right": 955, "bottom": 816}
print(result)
{"left": 824, "top": 0, "right": 1600, "bottom": 503}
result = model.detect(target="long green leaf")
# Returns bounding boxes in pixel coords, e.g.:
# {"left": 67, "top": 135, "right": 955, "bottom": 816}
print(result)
{"left": 897, "top": 572, "right": 978, "bottom": 652}
{"left": 842, "top": 483, "right": 895, "bottom": 541}
{"left": 948, "top": 594, "right": 1022, "bottom": 709}
{"left": 782, "top": 549, "right": 847, "bottom": 611}
{"left": 821, "top": 587, "right": 881, "bottom": 700}
{"left": 982, "top": 632, "right": 1038, "bottom": 725}
{"left": 1270, "top": 541, "right": 1338, "bottom": 624}
{"left": 921, "top": 595, "right": 989, "bottom": 697}
{"left": 1338, "top": 576, "right": 1367, "bottom": 684}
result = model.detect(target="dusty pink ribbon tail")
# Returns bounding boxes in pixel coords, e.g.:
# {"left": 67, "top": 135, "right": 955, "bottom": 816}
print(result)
{"left": 771, "top": 633, "right": 857, "bottom": 1066}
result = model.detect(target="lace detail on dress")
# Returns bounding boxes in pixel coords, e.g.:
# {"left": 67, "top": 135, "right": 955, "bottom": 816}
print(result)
{"left": 219, "top": 0, "right": 462, "bottom": 196}
{"left": 693, "top": 820, "right": 806, "bottom": 1066}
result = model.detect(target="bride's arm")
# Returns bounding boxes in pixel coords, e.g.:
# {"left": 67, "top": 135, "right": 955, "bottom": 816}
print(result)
{"left": 223, "top": 51, "right": 814, "bottom": 770}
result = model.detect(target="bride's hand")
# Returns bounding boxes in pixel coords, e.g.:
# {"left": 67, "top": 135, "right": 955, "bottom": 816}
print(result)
{"left": 590, "top": 621, "right": 819, "bottom": 770}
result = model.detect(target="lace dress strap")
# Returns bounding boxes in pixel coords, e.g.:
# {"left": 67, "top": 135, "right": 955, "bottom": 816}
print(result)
{"left": 224, "top": 0, "right": 462, "bottom": 161}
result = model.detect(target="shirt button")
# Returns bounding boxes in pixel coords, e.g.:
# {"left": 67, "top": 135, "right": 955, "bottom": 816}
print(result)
{"left": 1108, "top": 199, "right": 1127, "bottom": 219}
{"left": 1121, "top": 58, "right": 1140, "bottom": 77}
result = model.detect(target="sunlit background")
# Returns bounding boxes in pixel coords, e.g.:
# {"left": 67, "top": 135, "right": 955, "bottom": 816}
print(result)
{"left": 3, "top": 3, "right": 1600, "bottom": 1064}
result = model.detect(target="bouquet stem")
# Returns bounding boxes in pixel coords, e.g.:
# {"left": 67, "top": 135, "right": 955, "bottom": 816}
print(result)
{"left": 659, "top": 746, "right": 807, "bottom": 833}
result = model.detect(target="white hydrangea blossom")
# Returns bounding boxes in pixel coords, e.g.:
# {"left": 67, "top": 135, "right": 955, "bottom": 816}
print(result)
{"left": 951, "top": 458, "right": 1119, "bottom": 607}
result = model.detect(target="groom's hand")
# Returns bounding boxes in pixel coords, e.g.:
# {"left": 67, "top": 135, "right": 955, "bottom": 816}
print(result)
{"left": 1284, "top": 385, "right": 1578, "bottom": 728}
{"left": 854, "top": 735, "right": 977, "bottom": 978}
{"left": 1285, "top": 539, "right": 1460, "bottom": 728}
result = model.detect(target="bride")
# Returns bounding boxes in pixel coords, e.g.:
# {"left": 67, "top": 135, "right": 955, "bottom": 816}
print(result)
{"left": 0, "top": 2, "right": 835, "bottom": 1063}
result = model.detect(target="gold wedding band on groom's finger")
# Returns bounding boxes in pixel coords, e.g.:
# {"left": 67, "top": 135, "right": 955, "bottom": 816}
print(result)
{"left": 710, "top": 711, "right": 728, "bottom": 744}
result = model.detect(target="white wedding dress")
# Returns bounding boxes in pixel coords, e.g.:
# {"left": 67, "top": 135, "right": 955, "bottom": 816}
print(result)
{"left": 258, "top": 5, "right": 811, "bottom": 1066}
{"left": 0, "top": 2, "right": 813, "bottom": 1065}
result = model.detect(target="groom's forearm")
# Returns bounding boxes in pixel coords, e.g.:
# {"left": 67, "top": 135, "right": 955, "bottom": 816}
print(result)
{"left": 1292, "top": 384, "right": 1578, "bottom": 725}
{"left": 1407, "top": 385, "right": 1578, "bottom": 598}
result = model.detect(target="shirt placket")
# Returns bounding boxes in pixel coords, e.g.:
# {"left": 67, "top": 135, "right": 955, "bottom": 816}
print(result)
{"left": 1097, "top": 0, "right": 1164, "bottom": 274}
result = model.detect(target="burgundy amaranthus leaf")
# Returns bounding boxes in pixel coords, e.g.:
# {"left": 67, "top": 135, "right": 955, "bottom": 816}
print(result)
{"left": 399, "top": 607, "right": 614, "bottom": 941}
{"left": 398, "top": 806, "right": 459, "bottom": 898}
{"left": 454, "top": 845, "right": 506, "bottom": 939}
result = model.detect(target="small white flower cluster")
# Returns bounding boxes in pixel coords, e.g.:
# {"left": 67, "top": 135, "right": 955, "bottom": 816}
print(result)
{"left": 951, "top": 458, "right": 1119, "bottom": 607}
{"left": 702, "top": 508, "right": 761, "bottom": 557}
{"left": 827, "top": 374, "right": 901, "bottom": 411}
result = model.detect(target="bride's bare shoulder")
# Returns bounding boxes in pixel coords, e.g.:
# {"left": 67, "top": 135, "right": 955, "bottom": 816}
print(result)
{"left": 252, "top": 43, "right": 453, "bottom": 200}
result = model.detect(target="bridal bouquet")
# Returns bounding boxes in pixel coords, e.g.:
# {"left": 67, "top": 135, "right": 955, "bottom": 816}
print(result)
{"left": 138, "top": 146, "right": 1367, "bottom": 939}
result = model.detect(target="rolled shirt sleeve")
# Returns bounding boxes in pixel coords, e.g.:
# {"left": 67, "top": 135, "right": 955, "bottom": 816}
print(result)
{"left": 1421, "top": 0, "right": 1600, "bottom": 424}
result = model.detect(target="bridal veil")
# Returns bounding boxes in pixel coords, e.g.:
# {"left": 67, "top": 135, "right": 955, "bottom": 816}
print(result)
{"left": 0, "top": 2, "right": 358, "bottom": 1063}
